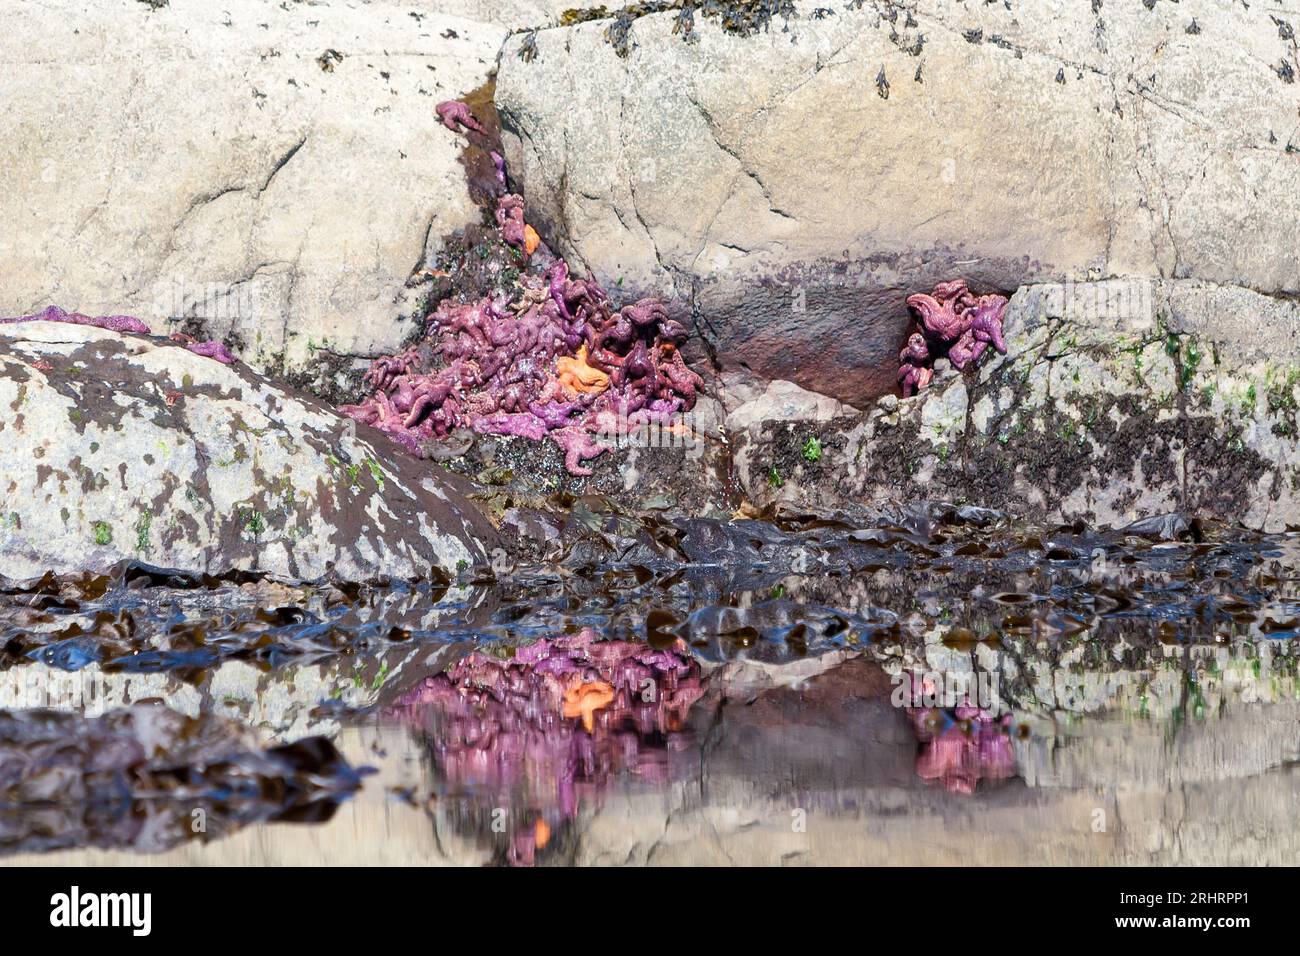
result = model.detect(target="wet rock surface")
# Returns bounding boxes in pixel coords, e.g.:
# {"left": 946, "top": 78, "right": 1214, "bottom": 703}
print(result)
{"left": 0, "top": 322, "right": 500, "bottom": 582}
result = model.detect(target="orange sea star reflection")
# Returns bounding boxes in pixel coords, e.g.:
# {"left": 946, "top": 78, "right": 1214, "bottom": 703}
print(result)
{"left": 562, "top": 679, "right": 616, "bottom": 732}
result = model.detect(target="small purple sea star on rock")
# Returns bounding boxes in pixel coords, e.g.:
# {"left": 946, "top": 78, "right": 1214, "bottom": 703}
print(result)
{"left": 2, "top": 305, "right": 150, "bottom": 334}
{"left": 3, "top": 307, "right": 236, "bottom": 365}
{"left": 171, "top": 334, "right": 236, "bottom": 365}
{"left": 435, "top": 99, "right": 487, "bottom": 135}
{"left": 898, "top": 332, "right": 933, "bottom": 397}
{"left": 551, "top": 426, "right": 609, "bottom": 476}
{"left": 496, "top": 193, "right": 528, "bottom": 250}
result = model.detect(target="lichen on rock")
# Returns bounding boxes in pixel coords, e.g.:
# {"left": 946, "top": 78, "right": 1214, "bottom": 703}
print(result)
{"left": 0, "top": 321, "right": 500, "bottom": 583}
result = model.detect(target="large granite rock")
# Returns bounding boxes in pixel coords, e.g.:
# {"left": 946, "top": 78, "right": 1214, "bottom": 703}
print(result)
{"left": 496, "top": 0, "right": 1300, "bottom": 404}
{"left": 0, "top": 0, "right": 523, "bottom": 385}
{"left": 0, "top": 322, "right": 500, "bottom": 582}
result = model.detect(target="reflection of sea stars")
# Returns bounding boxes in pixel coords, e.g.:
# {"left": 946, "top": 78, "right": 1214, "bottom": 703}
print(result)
{"left": 555, "top": 344, "right": 610, "bottom": 396}
{"left": 562, "top": 679, "right": 615, "bottom": 732}
{"left": 533, "top": 818, "right": 551, "bottom": 849}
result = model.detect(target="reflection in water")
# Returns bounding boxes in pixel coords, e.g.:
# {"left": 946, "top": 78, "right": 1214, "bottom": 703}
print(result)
{"left": 3, "top": 507, "right": 1300, "bottom": 863}
{"left": 388, "top": 630, "right": 704, "bottom": 864}
{"left": 0, "top": 706, "right": 361, "bottom": 855}
{"left": 907, "top": 705, "right": 1016, "bottom": 795}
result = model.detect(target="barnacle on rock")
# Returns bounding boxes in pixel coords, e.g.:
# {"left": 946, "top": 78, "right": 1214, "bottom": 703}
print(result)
{"left": 561, "top": 1, "right": 796, "bottom": 58}
{"left": 517, "top": 29, "right": 540, "bottom": 62}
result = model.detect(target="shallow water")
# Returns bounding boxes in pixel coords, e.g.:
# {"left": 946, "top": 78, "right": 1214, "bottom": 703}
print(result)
{"left": 2, "top": 504, "right": 1299, "bottom": 865}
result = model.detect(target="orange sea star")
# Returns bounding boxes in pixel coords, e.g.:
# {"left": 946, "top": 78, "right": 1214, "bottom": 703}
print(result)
{"left": 555, "top": 344, "right": 610, "bottom": 396}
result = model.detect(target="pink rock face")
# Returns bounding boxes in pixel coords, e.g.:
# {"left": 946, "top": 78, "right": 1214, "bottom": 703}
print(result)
{"left": 899, "top": 279, "right": 1009, "bottom": 395}
{"left": 387, "top": 630, "right": 706, "bottom": 865}
{"left": 342, "top": 118, "right": 705, "bottom": 475}
{"left": 906, "top": 703, "right": 1016, "bottom": 795}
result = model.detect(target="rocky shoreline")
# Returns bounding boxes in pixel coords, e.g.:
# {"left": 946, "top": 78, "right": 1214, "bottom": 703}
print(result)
{"left": 6, "top": 1, "right": 1299, "bottom": 581}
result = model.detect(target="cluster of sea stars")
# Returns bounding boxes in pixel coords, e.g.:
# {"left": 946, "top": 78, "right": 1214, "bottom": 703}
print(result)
{"left": 387, "top": 629, "right": 705, "bottom": 865}
{"left": 342, "top": 101, "right": 704, "bottom": 476}
{"left": 898, "top": 279, "right": 1009, "bottom": 396}
{"left": 1, "top": 306, "right": 236, "bottom": 364}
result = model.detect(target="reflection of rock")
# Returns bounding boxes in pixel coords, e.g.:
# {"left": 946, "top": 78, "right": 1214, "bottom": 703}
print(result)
{"left": 564, "top": 656, "right": 1300, "bottom": 864}
{"left": 1014, "top": 700, "right": 1300, "bottom": 792}
{"left": 388, "top": 630, "right": 705, "bottom": 864}
{"left": 0, "top": 642, "right": 470, "bottom": 744}
{"left": 0, "top": 705, "right": 360, "bottom": 856}
{"left": 11, "top": 647, "right": 1300, "bottom": 864}
{"left": 0, "top": 323, "right": 500, "bottom": 581}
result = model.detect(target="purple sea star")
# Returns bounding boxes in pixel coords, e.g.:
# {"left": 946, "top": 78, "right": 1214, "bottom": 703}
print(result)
{"left": 2, "top": 307, "right": 236, "bottom": 365}
{"left": 172, "top": 335, "right": 236, "bottom": 365}
{"left": 435, "top": 99, "right": 487, "bottom": 135}
{"left": 2, "top": 305, "right": 149, "bottom": 334}
{"left": 342, "top": 106, "right": 705, "bottom": 476}
{"left": 898, "top": 279, "right": 1009, "bottom": 394}
{"left": 551, "top": 426, "right": 609, "bottom": 476}
{"left": 898, "top": 333, "right": 933, "bottom": 397}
